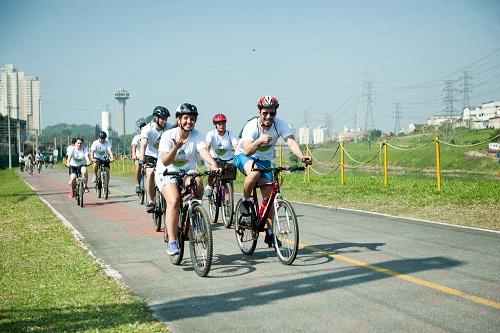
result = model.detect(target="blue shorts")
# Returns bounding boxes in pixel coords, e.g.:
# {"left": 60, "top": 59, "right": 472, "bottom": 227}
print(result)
{"left": 234, "top": 154, "right": 272, "bottom": 181}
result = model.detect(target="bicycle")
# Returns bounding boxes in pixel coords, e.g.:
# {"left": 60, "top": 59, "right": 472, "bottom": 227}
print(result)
{"left": 162, "top": 169, "right": 219, "bottom": 277}
{"left": 95, "top": 159, "right": 111, "bottom": 199}
{"left": 36, "top": 160, "right": 43, "bottom": 174}
{"left": 207, "top": 159, "right": 236, "bottom": 228}
{"left": 234, "top": 165, "right": 305, "bottom": 265}
{"left": 67, "top": 165, "right": 87, "bottom": 208}
{"left": 138, "top": 161, "right": 154, "bottom": 205}
{"left": 152, "top": 184, "right": 164, "bottom": 232}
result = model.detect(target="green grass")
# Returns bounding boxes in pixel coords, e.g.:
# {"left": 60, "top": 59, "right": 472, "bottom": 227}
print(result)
{"left": 0, "top": 169, "right": 169, "bottom": 333}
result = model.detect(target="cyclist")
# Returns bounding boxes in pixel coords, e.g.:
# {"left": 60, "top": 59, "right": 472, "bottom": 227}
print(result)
{"left": 139, "top": 106, "right": 174, "bottom": 213}
{"left": 204, "top": 113, "right": 238, "bottom": 197}
{"left": 131, "top": 118, "right": 148, "bottom": 193}
{"left": 90, "top": 131, "right": 114, "bottom": 188}
{"left": 19, "top": 153, "right": 25, "bottom": 172}
{"left": 155, "top": 103, "right": 221, "bottom": 255}
{"left": 66, "top": 138, "right": 77, "bottom": 175}
{"left": 26, "top": 152, "right": 35, "bottom": 174}
{"left": 235, "top": 96, "right": 312, "bottom": 246}
{"left": 66, "top": 137, "right": 91, "bottom": 197}
{"left": 35, "top": 152, "right": 44, "bottom": 172}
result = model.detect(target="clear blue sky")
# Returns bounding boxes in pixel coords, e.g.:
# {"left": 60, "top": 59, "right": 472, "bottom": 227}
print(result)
{"left": 1, "top": 0, "right": 499, "bottom": 136}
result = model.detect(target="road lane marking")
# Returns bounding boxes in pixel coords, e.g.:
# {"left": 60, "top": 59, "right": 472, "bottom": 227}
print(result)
{"left": 300, "top": 243, "right": 500, "bottom": 310}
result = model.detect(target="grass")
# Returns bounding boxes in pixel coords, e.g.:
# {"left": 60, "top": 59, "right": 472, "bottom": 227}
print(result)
{"left": 0, "top": 169, "right": 169, "bottom": 333}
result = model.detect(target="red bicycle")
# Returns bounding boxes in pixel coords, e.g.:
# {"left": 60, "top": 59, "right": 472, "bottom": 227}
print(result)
{"left": 234, "top": 165, "right": 305, "bottom": 265}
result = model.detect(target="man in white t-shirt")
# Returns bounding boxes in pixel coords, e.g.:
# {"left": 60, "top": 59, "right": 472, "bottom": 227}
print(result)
{"left": 139, "top": 106, "right": 174, "bottom": 213}
{"left": 90, "top": 131, "right": 114, "bottom": 187}
{"left": 155, "top": 103, "right": 220, "bottom": 256}
{"left": 204, "top": 113, "right": 238, "bottom": 197}
{"left": 131, "top": 119, "right": 147, "bottom": 193}
{"left": 66, "top": 137, "right": 91, "bottom": 198}
{"left": 235, "top": 96, "right": 312, "bottom": 247}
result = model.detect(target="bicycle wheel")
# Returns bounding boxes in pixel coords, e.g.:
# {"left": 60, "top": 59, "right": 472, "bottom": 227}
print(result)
{"left": 75, "top": 182, "right": 81, "bottom": 206}
{"left": 166, "top": 205, "right": 185, "bottom": 265}
{"left": 78, "top": 179, "right": 84, "bottom": 208}
{"left": 102, "top": 171, "right": 108, "bottom": 199}
{"left": 221, "top": 182, "right": 234, "bottom": 228}
{"left": 139, "top": 174, "right": 145, "bottom": 205}
{"left": 188, "top": 204, "right": 213, "bottom": 277}
{"left": 154, "top": 188, "right": 163, "bottom": 232}
{"left": 273, "top": 199, "right": 299, "bottom": 265}
{"left": 234, "top": 199, "right": 257, "bottom": 255}
{"left": 207, "top": 187, "right": 219, "bottom": 224}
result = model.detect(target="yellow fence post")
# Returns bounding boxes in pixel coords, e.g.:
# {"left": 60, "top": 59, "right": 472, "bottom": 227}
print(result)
{"left": 279, "top": 144, "right": 283, "bottom": 182}
{"left": 306, "top": 144, "right": 311, "bottom": 183}
{"left": 383, "top": 140, "right": 388, "bottom": 188}
{"left": 340, "top": 141, "right": 345, "bottom": 185}
{"left": 435, "top": 136, "right": 442, "bottom": 192}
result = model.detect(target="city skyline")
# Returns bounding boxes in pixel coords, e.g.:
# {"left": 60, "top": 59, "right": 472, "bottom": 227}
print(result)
{"left": 1, "top": 0, "right": 499, "bottom": 136}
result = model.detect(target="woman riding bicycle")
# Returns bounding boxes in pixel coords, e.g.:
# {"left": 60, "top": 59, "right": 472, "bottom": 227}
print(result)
{"left": 204, "top": 113, "right": 238, "bottom": 197}
{"left": 155, "top": 103, "right": 221, "bottom": 256}
{"left": 235, "top": 96, "right": 312, "bottom": 246}
{"left": 66, "top": 138, "right": 91, "bottom": 198}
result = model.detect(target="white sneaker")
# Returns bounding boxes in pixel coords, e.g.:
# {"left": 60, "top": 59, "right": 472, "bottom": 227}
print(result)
{"left": 167, "top": 240, "right": 180, "bottom": 256}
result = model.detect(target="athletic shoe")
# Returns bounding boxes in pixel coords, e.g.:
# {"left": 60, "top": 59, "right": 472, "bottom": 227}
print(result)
{"left": 203, "top": 185, "right": 213, "bottom": 198}
{"left": 167, "top": 240, "right": 180, "bottom": 256}
{"left": 264, "top": 230, "right": 282, "bottom": 248}
{"left": 146, "top": 202, "right": 155, "bottom": 213}
{"left": 84, "top": 187, "right": 90, "bottom": 193}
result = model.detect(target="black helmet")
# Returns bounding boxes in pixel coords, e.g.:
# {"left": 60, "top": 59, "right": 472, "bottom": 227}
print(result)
{"left": 153, "top": 106, "right": 170, "bottom": 119}
{"left": 98, "top": 131, "right": 107, "bottom": 139}
{"left": 175, "top": 103, "right": 198, "bottom": 117}
{"left": 135, "top": 117, "right": 147, "bottom": 129}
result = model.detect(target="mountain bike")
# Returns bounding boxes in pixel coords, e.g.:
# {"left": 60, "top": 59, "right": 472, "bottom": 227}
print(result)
{"left": 95, "top": 159, "right": 111, "bottom": 199}
{"left": 68, "top": 165, "right": 87, "bottom": 208}
{"left": 234, "top": 165, "right": 305, "bottom": 265}
{"left": 207, "top": 159, "right": 236, "bottom": 228}
{"left": 138, "top": 161, "right": 154, "bottom": 205}
{"left": 162, "top": 169, "right": 219, "bottom": 277}
{"left": 152, "top": 185, "right": 164, "bottom": 232}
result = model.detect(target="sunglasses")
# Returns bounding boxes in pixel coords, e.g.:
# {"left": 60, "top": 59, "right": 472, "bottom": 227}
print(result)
{"left": 261, "top": 111, "right": 276, "bottom": 117}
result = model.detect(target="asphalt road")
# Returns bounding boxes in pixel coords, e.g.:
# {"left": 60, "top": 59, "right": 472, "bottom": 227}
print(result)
{"left": 21, "top": 168, "right": 500, "bottom": 333}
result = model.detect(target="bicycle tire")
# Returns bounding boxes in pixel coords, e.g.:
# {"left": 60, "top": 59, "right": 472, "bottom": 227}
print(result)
{"left": 154, "top": 188, "right": 163, "bottom": 232}
{"left": 273, "top": 199, "right": 299, "bottom": 265}
{"left": 166, "top": 206, "right": 185, "bottom": 265}
{"left": 75, "top": 181, "right": 80, "bottom": 206}
{"left": 234, "top": 199, "right": 257, "bottom": 255}
{"left": 78, "top": 179, "right": 84, "bottom": 208}
{"left": 208, "top": 188, "right": 219, "bottom": 224}
{"left": 102, "top": 171, "right": 108, "bottom": 199}
{"left": 221, "top": 182, "right": 234, "bottom": 228}
{"left": 139, "top": 174, "right": 145, "bottom": 205}
{"left": 188, "top": 204, "right": 213, "bottom": 277}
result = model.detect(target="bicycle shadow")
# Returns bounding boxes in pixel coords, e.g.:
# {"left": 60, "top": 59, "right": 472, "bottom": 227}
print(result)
{"left": 152, "top": 256, "right": 464, "bottom": 321}
{"left": 310, "top": 241, "right": 386, "bottom": 254}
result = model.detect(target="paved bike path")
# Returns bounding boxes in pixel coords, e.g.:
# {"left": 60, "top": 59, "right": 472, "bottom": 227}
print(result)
{"left": 21, "top": 169, "right": 500, "bottom": 332}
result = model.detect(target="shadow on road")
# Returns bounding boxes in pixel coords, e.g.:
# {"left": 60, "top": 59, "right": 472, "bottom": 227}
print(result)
{"left": 151, "top": 256, "right": 463, "bottom": 321}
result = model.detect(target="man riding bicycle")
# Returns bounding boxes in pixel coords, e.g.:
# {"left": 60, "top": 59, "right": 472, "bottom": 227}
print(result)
{"left": 204, "top": 113, "right": 238, "bottom": 197}
{"left": 155, "top": 103, "right": 221, "bottom": 256}
{"left": 90, "top": 131, "right": 114, "bottom": 189}
{"left": 66, "top": 137, "right": 91, "bottom": 197}
{"left": 235, "top": 96, "right": 312, "bottom": 246}
{"left": 131, "top": 118, "right": 148, "bottom": 194}
{"left": 139, "top": 106, "right": 174, "bottom": 213}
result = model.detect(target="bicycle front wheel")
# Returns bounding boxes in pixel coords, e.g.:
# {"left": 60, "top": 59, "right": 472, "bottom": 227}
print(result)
{"left": 102, "top": 171, "right": 108, "bottom": 199}
{"left": 221, "top": 182, "right": 234, "bottom": 228}
{"left": 273, "top": 199, "right": 299, "bottom": 265}
{"left": 78, "top": 180, "right": 84, "bottom": 208}
{"left": 234, "top": 199, "right": 257, "bottom": 255}
{"left": 154, "top": 188, "right": 163, "bottom": 232}
{"left": 207, "top": 189, "right": 219, "bottom": 224}
{"left": 188, "top": 204, "right": 213, "bottom": 277}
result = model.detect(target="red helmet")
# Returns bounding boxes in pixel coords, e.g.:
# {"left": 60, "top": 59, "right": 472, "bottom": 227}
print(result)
{"left": 213, "top": 113, "right": 227, "bottom": 124}
{"left": 257, "top": 96, "right": 279, "bottom": 110}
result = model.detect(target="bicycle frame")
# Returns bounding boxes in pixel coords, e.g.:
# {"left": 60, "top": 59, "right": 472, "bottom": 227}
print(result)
{"left": 252, "top": 175, "right": 280, "bottom": 232}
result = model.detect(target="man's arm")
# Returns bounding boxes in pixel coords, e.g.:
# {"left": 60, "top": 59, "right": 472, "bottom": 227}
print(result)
{"left": 284, "top": 135, "right": 311, "bottom": 164}
{"left": 139, "top": 138, "right": 148, "bottom": 161}
{"left": 241, "top": 135, "right": 271, "bottom": 156}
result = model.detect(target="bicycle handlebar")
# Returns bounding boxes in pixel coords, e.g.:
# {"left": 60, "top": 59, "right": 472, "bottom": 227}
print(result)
{"left": 163, "top": 169, "right": 221, "bottom": 177}
{"left": 251, "top": 166, "right": 306, "bottom": 173}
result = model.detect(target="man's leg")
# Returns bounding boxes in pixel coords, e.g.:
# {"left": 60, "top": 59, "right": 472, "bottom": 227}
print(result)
{"left": 145, "top": 166, "right": 155, "bottom": 212}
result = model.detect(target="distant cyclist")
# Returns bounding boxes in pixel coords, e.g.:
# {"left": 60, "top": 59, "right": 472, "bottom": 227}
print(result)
{"left": 90, "top": 131, "right": 114, "bottom": 186}
{"left": 131, "top": 119, "right": 148, "bottom": 193}
{"left": 204, "top": 113, "right": 238, "bottom": 197}
{"left": 235, "top": 96, "right": 311, "bottom": 246}
{"left": 156, "top": 103, "right": 221, "bottom": 255}
{"left": 19, "top": 154, "right": 25, "bottom": 172}
{"left": 66, "top": 138, "right": 77, "bottom": 175}
{"left": 66, "top": 137, "right": 91, "bottom": 197}
{"left": 139, "top": 106, "right": 174, "bottom": 213}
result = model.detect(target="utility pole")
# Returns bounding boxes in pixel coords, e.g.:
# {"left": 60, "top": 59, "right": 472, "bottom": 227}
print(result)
{"left": 461, "top": 71, "right": 473, "bottom": 109}
{"left": 442, "top": 80, "right": 458, "bottom": 137}
{"left": 363, "top": 80, "right": 375, "bottom": 140}
{"left": 393, "top": 103, "right": 402, "bottom": 134}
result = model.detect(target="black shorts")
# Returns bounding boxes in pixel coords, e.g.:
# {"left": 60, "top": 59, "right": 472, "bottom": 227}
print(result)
{"left": 144, "top": 155, "right": 157, "bottom": 168}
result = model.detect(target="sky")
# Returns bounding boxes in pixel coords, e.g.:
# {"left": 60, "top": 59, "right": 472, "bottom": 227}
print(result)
{"left": 1, "top": 0, "right": 499, "bottom": 136}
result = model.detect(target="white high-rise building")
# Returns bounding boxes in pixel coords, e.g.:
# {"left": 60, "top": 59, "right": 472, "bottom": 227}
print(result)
{"left": 0, "top": 64, "right": 42, "bottom": 134}
{"left": 299, "top": 127, "right": 312, "bottom": 145}
{"left": 313, "top": 124, "right": 330, "bottom": 144}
